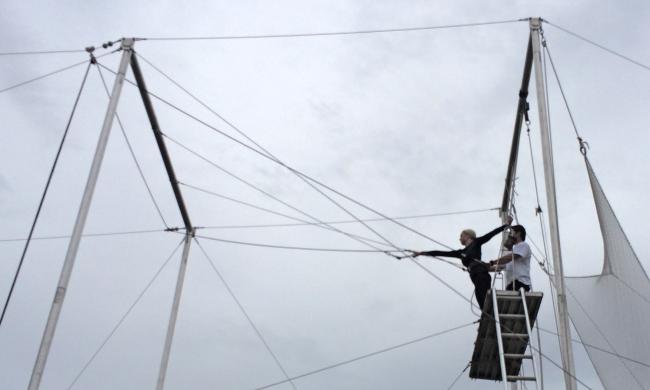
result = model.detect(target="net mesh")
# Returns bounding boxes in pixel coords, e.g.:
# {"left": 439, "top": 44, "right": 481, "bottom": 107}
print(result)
{"left": 564, "top": 158, "right": 650, "bottom": 389}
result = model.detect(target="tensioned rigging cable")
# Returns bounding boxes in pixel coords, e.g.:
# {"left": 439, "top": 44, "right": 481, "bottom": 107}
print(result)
{"left": 0, "top": 229, "right": 168, "bottom": 242}
{"left": 168, "top": 136, "right": 465, "bottom": 270}
{"left": 446, "top": 362, "right": 471, "bottom": 390}
{"left": 194, "top": 239, "right": 297, "bottom": 390}
{"left": 194, "top": 233, "right": 402, "bottom": 253}
{"left": 139, "top": 18, "right": 526, "bottom": 41}
{"left": 158, "top": 131, "right": 398, "bottom": 254}
{"left": 95, "top": 65, "right": 170, "bottom": 228}
{"left": 180, "top": 181, "right": 396, "bottom": 249}
{"left": 0, "top": 49, "right": 85, "bottom": 56}
{"left": 544, "top": 20, "right": 650, "bottom": 72}
{"left": 0, "top": 60, "right": 92, "bottom": 328}
{"left": 540, "top": 33, "right": 584, "bottom": 146}
{"left": 0, "top": 50, "right": 116, "bottom": 94}
{"left": 197, "top": 206, "right": 499, "bottom": 230}
{"left": 254, "top": 321, "right": 477, "bottom": 389}
{"left": 0, "top": 39, "right": 122, "bottom": 57}
{"left": 66, "top": 239, "right": 185, "bottom": 389}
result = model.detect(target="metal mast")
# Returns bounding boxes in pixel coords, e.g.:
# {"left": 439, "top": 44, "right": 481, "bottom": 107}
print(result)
{"left": 28, "top": 39, "right": 134, "bottom": 390}
{"left": 129, "top": 52, "right": 194, "bottom": 390}
{"left": 529, "top": 17, "right": 577, "bottom": 390}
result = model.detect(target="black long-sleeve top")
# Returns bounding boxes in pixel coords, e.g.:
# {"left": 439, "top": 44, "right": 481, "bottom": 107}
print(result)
{"left": 420, "top": 224, "right": 509, "bottom": 275}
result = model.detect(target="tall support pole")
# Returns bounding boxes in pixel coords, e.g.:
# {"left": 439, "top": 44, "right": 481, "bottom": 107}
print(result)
{"left": 156, "top": 230, "right": 193, "bottom": 390}
{"left": 129, "top": 52, "right": 195, "bottom": 390}
{"left": 28, "top": 39, "right": 134, "bottom": 390}
{"left": 529, "top": 18, "right": 577, "bottom": 390}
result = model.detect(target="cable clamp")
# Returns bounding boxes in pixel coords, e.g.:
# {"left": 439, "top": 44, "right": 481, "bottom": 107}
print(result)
{"left": 165, "top": 227, "right": 181, "bottom": 232}
{"left": 535, "top": 205, "right": 543, "bottom": 215}
{"left": 578, "top": 137, "right": 589, "bottom": 155}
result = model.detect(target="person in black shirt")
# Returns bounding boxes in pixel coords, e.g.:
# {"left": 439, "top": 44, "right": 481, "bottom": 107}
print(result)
{"left": 411, "top": 216, "right": 512, "bottom": 310}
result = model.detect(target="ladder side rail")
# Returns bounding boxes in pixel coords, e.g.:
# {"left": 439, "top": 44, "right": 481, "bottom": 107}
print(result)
{"left": 492, "top": 288, "right": 510, "bottom": 390}
{"left": 520, "top": 288, "right": 541, "bottom": 390}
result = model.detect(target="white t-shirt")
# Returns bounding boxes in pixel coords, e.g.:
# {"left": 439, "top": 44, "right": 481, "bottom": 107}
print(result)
{"left": 505, "top": 241, "right": 532, "bottom": 287}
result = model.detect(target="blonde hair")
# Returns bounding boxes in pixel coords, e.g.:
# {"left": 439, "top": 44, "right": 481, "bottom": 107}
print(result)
{"left": 461, "top": 229, "right": 476, "bottom": 240}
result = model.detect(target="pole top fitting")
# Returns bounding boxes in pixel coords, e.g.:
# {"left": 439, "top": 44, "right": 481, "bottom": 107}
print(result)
{"left": 120, "top": 38, "right": 135, "bottom": 50}
{"left": 529, "top": 17, "right": 543, "bottom": 29}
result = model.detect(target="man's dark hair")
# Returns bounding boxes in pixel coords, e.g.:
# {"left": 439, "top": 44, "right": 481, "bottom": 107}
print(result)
{"left": 511, "top": 225, "right": 526, "bottom": 241}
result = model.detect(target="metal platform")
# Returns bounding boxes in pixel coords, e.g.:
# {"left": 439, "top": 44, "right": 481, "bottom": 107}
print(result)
{"left": 469, "top": 289, "right": 543, "bottom": 381}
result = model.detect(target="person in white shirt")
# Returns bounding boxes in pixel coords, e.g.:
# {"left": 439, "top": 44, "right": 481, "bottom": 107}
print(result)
{"left": 489, "top": 225, "right": 532, "bottom": 291}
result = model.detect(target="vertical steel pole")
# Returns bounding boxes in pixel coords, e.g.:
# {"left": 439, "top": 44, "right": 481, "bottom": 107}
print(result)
{"left": 529, "top": 18, "right": 577, "bottom": 390}
{"left": 156, "top": 230, "right": 193, "bottom": 390}
{"left": 28, "top": 39, "right": 134, "bottom": 390}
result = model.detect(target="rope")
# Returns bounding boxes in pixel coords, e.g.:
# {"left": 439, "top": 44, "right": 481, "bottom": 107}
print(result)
{"left": 446, "top": 362, "right": 471, "bottom": 389}
{"left": 544, "top": 21, "right": 650, "bottom": 72}
{"left": 95, "top": 65, "right": 170, "bottom": 228}
{"left": 0, "top": 50, "right": 116, "bottom": 94}
{"left": 180, "top": 181, "right": 394, "bottom": 249}
{"left": 0, "top": 229, "right": 168, "bottom": 242}
{"left": 140, "top": 19, "right": 526, "bottom": 41}
{"left": 0, "top": 49, "right": 85, "bottom": 56}
{"left": 197, "top": 207, "right": 500, "bottom": 230}
{"left": 540, "top": 30, "right": 589, "bottom": 155}
{"left": 193, "top": 233, "right": 400, "bottom": 253}
{"left": 195, "top": 239, "right": 297, "bottom": 390}
{"left": 0, "top": 60, "right": 92, "bottom": 328}
{"left": 255, "top": 321, "right": 476, "bottom": 389}
{"left": 66, "top": 238, "right": 185, "bottom": 389}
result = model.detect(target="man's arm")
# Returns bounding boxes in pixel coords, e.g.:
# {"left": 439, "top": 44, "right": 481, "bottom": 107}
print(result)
{"left": 490, "top": 253, "right": 522, "bottom": 267}
{"left": 476, "top": 216, "right": 513, "bottom": 245}
{"left": 413, "top": 249, "right": 463, "bottom": 259}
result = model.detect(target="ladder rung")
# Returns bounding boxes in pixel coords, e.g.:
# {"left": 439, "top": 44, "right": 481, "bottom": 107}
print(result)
{"left": 507, "top": 375, "right": 537, "bottom": 381}
{"left": 501, "top": 333, "right": 528, "bottom": 339}
{"left": 498, "top": 314, "right": 526, "bottom": 319}
{"left": 504, "top": 353, "right": 533, "bottom": 359}
{"left": 497, "top": 296, "right": 524, "bottom": 301}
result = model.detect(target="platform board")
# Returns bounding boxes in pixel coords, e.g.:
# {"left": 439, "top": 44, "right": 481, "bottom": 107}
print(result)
{"left": 469, "top": 289, "right": 543, "bottom": 381}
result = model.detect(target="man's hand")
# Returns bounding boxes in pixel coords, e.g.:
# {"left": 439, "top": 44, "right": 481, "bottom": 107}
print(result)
{"left": 505, "top": 215, "right": 513, "bottom": 225}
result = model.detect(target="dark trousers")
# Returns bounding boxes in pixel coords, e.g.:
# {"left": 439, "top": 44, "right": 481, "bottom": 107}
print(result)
{"left": 506, "top": 280, "right": 531, "bottom": 292}
{"left": 471, "top": 272, "right": 492, "bottom": 310}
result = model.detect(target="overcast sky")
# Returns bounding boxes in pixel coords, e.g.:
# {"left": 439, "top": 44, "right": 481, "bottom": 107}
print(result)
{"left": 1, "top": 1, "right": 649, "bottom": 389}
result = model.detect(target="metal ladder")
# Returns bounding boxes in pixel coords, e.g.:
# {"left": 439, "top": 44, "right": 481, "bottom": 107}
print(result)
{"left": 492, "top": 287, "right": 541, "bottom": 390}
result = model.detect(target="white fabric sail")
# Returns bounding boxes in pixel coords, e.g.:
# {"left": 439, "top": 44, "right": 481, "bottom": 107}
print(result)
{"left": 564, "top": 159, "right": 650, "bottom": 389}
